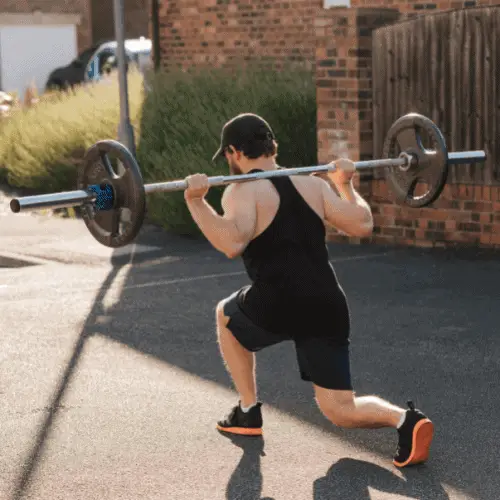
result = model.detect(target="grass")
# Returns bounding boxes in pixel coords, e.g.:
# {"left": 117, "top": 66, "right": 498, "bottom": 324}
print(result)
{"left": 0, "top": 70, "right": 144, "bottom": 193}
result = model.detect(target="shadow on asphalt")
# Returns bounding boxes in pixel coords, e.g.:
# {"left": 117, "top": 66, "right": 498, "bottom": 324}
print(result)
{"left": 217, "top": 433, "right": 274, "bottom": 500}
{"left": 215, "top": 438, "right": 450, "bottom": 500}
{"left": 12, "top": 231, "right": 500, "bottom": 500}
{"left": 10, "top": 266, "right": 123, "bottom": 500}
{"left": 313, "top": 458, "right": 449, "bottom": 499}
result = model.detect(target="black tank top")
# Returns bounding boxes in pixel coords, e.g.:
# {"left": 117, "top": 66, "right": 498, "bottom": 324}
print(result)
{"left": 237, "top": 171, "right": 350, "bottom": 342}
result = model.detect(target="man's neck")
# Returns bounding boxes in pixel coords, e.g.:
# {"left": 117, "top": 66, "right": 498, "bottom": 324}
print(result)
{"left": 242, "top": 158, "right": 278, "bottom": 173}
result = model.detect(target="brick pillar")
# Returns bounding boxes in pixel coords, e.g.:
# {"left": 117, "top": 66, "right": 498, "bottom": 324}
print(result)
{"left": 315, "top": 7, "right": 399, "bottom": 243}
{"left": 316, "top": 8, "right": 399, "bottom": 164}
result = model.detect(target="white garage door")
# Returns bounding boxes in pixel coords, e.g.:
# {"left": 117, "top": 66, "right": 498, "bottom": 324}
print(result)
{"left": 0, "top": 24, "right": 77, "bottom": 96}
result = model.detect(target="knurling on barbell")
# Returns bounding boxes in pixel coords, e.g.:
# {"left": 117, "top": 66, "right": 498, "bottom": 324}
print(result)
{"left": 9, "top": 112, "right": 487, "bottom": 248}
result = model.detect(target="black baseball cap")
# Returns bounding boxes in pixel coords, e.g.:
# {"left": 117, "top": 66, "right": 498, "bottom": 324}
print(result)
{"left": 212, "top": 113, "right": 275, "bottom": 162}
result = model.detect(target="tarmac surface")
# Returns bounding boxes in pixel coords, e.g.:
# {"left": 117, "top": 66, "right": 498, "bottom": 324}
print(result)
{"left": 1, "top": 198, "right": 499, "bottom": 500}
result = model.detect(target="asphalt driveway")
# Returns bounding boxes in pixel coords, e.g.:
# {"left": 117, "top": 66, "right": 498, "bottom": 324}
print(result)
{"left": 1, "top": 213, "right": 499, "bottom": 500}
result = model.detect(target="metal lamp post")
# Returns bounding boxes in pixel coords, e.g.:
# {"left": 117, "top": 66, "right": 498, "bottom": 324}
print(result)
{"left": 113, "top": 0, "right": 136, "bottom": 157}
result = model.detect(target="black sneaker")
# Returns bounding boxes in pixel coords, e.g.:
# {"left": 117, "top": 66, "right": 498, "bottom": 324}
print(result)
{"left": 216, "top": 402, "right": 263, "bottom": 436}
{"left": 393, "top": 401, "right": 434, "bottom": 468}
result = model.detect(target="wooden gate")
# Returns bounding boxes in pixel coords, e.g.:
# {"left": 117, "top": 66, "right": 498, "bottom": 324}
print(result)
{"left": 372, "top": 6, "right": 500, "bottom": 185}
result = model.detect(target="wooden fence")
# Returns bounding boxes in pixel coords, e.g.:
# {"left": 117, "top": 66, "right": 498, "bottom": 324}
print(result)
{"left": 372, "top": 6, "right": 500, "bottom": 185}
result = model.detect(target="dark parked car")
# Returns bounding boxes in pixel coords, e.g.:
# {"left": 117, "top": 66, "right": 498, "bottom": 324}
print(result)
{"left": 45, "top": 37, "right": 152, "bottom": 91}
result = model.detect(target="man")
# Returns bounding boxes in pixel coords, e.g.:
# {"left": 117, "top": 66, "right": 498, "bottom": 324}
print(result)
{"left": 184, "top": 113, "right": 434, "bottom": 468}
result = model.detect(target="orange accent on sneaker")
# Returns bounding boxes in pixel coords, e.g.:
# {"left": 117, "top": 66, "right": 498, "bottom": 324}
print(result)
{"left": 393, "top": 418, "right": 434, "bottom": 468}
{"left": 216, "top": 424, "right": 263, "bottom": 436}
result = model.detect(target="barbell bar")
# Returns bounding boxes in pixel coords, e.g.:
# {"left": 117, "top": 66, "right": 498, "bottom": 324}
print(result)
{"left": 7, "top": 112, "right": 487, "bottom": 248}
{"left": 10, "top": 154, "right": 412, "bottom": 214}
{"left": 144, "top": 150, "right": 486, "bottom": 193}
{"left": 9, "top": 149, "right": 485, "bottom": 214}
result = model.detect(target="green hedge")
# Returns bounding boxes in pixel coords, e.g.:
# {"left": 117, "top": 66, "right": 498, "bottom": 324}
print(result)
{"left": 0, "top": 71, "right": 144, "bottom": 193}
{"left": 137, "top": 64, "right": 318, "bottom": 236}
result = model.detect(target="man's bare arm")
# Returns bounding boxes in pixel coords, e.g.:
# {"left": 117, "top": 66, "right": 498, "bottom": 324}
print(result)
{"left": 317, "top": 177, "right": 374, "bottom": 237}
{"left": 185, "top": 183, "right": 257, "bottom": 258}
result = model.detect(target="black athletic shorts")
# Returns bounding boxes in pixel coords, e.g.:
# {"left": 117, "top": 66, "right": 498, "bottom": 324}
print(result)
{"left": 222, "top": 290, "right": 353, "bottom": 391}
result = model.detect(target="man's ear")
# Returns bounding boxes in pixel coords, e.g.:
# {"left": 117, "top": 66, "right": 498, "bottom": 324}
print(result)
{"left": 228, "top": 145, "right": 242, "bottom": 159}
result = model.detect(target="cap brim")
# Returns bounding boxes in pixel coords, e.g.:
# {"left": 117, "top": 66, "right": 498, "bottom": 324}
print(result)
{"left": 212, "top": 146, "right": 224, "bottom": 162}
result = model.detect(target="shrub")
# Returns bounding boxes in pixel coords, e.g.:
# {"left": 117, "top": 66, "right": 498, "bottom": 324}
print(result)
{"left": 0, "top": 70, "right": 144, "bottom": 193}
{"left": 137, "top": 63, "right": 318, "bottom": 236}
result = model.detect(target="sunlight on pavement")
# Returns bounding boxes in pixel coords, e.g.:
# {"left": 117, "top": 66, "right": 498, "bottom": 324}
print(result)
{"left": 100, "top": 265, "right": 130, "bottom": 310}
{"left": 58, "top": 334, "right": 473, "bottom": 500}
{"left": 1, "top": 309, "right": 479, "bottom": 500}
{"left": 2, "top": 251, "right": 491, "bottom": 500}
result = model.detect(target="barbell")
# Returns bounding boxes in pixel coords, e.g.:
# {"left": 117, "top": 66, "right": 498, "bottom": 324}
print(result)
{"left": 9, "top": 113, "right": 486, "bottom": 248}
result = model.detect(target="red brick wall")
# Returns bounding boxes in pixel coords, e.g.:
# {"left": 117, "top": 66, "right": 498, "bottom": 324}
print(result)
{"left": 0, "top": 0, "right": 92, "bottom": 51}
{"left": 316, "top": 8, "right": 400, "bottom": 165}
{"left": 327, "top": 181, "right": 500, "bottom": 248}
{"left": 316, "top": 6, "right": 499, "bottom": 250}
{"left": 316, "top": 8, "right": 500, "bottom": 248}
{"left": 370, "top": 183, "right": 500, "bottom": 248}
{"left": 157, "top": 0, "right": 322, "bottom": 72}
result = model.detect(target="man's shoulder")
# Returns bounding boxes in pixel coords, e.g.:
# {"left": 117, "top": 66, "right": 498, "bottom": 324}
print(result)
{"left": 223, "top": 180, "right": 256, "bottom": 196}
{"left": 222, "top": 180, "right": 258, "bottom": 208}
{"left": 290, "top": 172, "right": 327, "bottom": 189}
{"left": 304, "top": 173, "right": 332, "bottom": 192}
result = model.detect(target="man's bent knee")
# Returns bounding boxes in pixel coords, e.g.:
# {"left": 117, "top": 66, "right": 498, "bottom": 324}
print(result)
{"left": 216, "top": 300, "right": 229, "bottom": 327}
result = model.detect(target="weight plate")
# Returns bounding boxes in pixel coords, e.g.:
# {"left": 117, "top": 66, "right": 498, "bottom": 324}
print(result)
{"left": 383, "top": 113, "right": 449, "bottom": 208}
{"left": 78, "top": 140, "right": 146, "bottom": 248}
